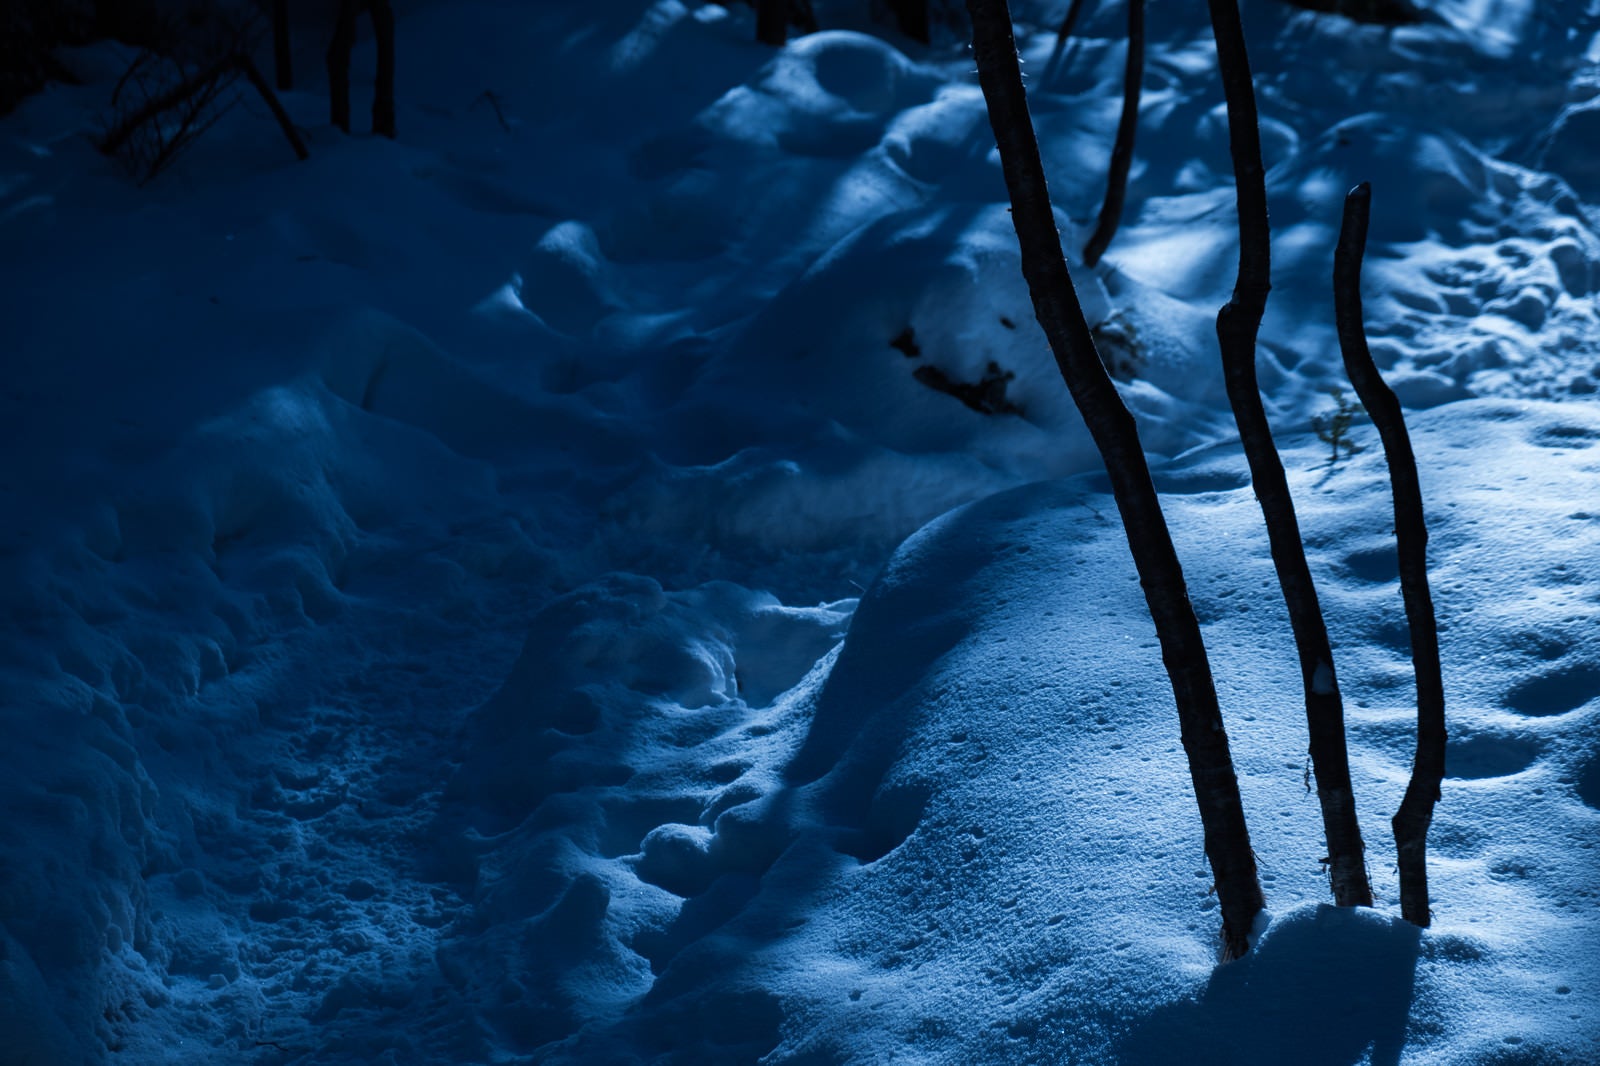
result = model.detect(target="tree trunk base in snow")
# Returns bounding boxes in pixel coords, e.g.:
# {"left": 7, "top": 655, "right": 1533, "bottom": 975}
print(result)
{"left": 966, "top": 0, "right": 1264, "bottom": 960}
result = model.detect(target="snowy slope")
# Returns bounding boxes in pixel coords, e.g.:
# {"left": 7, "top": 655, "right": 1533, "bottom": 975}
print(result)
{"left": 0, "top": 0, "right": 1598, "bottom": 1062}
{"left": 526, "top": 401, "right": 1600, "bottom": 1065}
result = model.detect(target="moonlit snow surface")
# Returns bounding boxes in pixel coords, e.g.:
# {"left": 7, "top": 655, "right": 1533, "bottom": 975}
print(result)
{"left": 2, "top": 0, "right": 1598, "bottom": 1062}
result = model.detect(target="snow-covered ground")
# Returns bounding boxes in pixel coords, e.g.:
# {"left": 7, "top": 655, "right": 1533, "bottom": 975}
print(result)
{"left": 1, "top": 0, "right": 1598, "bottom": 1062}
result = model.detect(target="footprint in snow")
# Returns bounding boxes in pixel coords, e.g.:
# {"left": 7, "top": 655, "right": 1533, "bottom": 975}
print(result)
{"left": 1502, "top": 662, "right": 1600, "bottom": 717}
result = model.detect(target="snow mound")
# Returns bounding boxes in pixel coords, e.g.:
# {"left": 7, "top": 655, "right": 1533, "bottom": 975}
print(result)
{"left": 508, "top": 401, "right": 1600, "bottom": 1064}
{"left": 440, "top": 576, "right": 853, "bottom": 1056}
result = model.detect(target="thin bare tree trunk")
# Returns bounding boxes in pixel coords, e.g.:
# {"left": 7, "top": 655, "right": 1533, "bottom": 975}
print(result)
{"left": 272, "top": 0, "right": 292, "bottom": 91}
{"left": 327, "top": 0, "right": 357, "bottom": 132}
{"left": 369, "top": 0, "right": 396, "bottom": 138}
{"left": 1082, "top": 0, "right": 1144, "bottom": 267}
{"left": 1059, "top": 0, "right": 1091, "bottom": 37}
{"left": 1334, "top": 183, "right": 1446, "bottom": 926}
{"left": 1205, "top": 0, "right": 1372, "bottom": 908}
{"left": 966, "top": 0, "right": 1264, "bottom": 959}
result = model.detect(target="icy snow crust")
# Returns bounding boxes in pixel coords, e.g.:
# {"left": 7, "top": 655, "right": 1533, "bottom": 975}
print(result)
{"left": 1, "top": 0, "right": 1597, "bottom": 1062}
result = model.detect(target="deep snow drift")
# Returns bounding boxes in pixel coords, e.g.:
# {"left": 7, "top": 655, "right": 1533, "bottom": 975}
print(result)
{"left": 1, "top": 0, "right": 1598, "bottom": 1062}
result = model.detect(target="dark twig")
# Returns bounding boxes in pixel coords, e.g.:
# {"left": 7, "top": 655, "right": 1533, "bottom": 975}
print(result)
{"left": 109, "top": 51, "right": 153, "bottom": 111}
{"left": 98, "top": 53, "right": 238, "bottom": 158}
{"left": 100, "top": 48, "right": 308, "bottom": 181}
{"left": 1082, "top": 0, "right": 1144, "bottom": 267}
{"left": 471, "top": 90, "right": 511, "bottom": 133}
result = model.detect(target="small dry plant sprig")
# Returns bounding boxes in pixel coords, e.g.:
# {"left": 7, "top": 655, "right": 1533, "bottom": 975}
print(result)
{"left": 1312, "top": 387, "right": 1366, "bottom": 466}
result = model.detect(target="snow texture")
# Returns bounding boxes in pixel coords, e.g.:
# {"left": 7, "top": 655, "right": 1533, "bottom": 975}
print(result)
{"left": 1, "top": 0, "right": 1597, "bottom": 1062}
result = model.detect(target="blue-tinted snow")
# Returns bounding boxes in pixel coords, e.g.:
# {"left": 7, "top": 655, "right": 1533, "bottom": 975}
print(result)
{"left": 0, "top": 0, "right": 1597, "bottom": 1062}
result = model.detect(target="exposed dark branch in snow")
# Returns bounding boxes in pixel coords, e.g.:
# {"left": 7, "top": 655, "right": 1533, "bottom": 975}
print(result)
{"left": 100, "top": 49, "right": 308, "bottom": 181}
{"left": 1082, "top": 0, "right": 1144, "bottom": 267}
{"left": 1335, "top": 182, "right": 1446, "bottom": 927}
{"left": 966, "top": 0, "right": 1264, "bottom": 960}
{"left": 1206, "top": 0, "right": 1373, "bottom": 909}
{"left": 98, "top": 52, "right": 238, "bottom": 160}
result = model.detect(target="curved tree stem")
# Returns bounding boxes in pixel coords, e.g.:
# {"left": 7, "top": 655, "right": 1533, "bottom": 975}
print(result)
{"left": 967, "top": 0, "right": 1264, "bottom": 958}
{"left": 1335, "top": 183, "right": 1446, "bottom": 926}
{"left": 1082, "top": 0, "right": 1143, "bottom": 267}
{"left": 1205, "top": 0, "right": 1372, "bottom": 907}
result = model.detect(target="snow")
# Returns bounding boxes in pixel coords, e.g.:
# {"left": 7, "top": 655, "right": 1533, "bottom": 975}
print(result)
{"left": 1, "top": 0, "right": 1597, "bottom": 1062}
